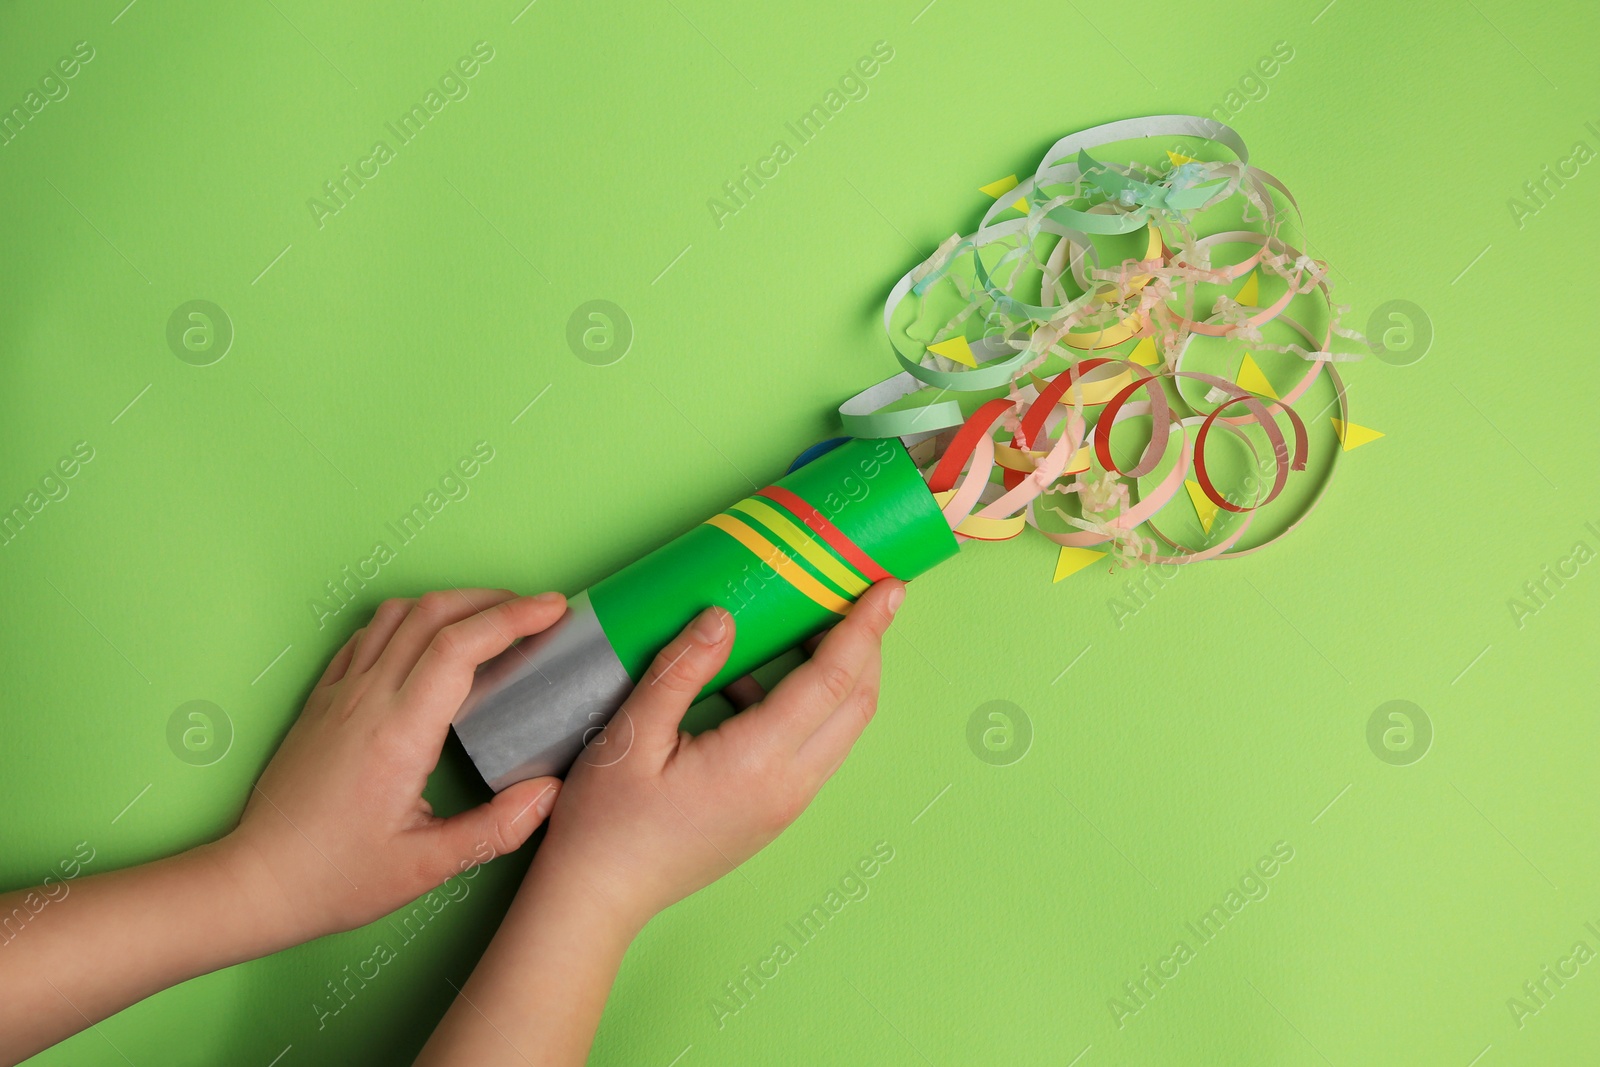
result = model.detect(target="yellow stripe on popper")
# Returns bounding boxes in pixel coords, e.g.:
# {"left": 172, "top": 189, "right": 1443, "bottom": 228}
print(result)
{"left": 1129, "top": 337, "right": 1160, "bottom": 366}
{"left": 1236, "top": 353, "right": 1279, "bottom": 399}
{"left": 979, "top": 173, "right": 1029, "bottom": 214}
{"left": 1167, "top": 149, "right": 1199, "bottom": 165}
{"left": 1053, "top": 546, "right": 1107, "bottom": 582}
{"left": 926, "top": 336, "right": 977, "bottom": 368}
{"left": 1330, "top": 418, "right": 1385, "bottom": 451}
{"left": 1184, "top": 479, "right": 1219, "bottom": 535}
{"left": 704, "top": 513, "right": 853, "bottom": 614}
{"left": 1234, "top": 270, "right": 1261, "bottom": 307}
{"left": 729, "top": 498, "right": 868, "bottom": 597}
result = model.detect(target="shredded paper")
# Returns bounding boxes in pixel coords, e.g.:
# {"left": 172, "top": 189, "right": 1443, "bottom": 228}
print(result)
{"left": 839, "top": 115, "right": 1369, "bottom": 579}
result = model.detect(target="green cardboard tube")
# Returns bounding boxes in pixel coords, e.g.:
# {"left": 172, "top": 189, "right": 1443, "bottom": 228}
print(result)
{"left": 588, "top": 437, "right": 958, "bottom": 696}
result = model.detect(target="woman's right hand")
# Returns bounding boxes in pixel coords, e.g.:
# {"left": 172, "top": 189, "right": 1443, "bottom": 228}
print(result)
{"left": 528, "top": 578, "right": 906, "bottom": 930}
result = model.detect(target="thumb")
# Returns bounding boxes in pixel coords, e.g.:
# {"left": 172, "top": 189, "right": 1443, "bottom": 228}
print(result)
{"left": 431, "top": 776, "right": 561, "bottom": 871}
{"left": 619, "top": 606, "right": 734, "bottom": 754}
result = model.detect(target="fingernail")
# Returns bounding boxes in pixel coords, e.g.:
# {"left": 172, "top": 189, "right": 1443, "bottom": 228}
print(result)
{"left": 535, "top": 784, "right": 559, "bottom": 820}
{"left": 886, "top": 584, "right": 906, "bottom": 617}
{"left": 531, "top": 592, "right": 564, "bottom": 604}
{"left": 692, "top": 607, "right": 728, "bottom": 644}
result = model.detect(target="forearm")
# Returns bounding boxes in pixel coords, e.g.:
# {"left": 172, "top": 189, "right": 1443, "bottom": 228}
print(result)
{"left": 416, "top": 855, "right": 643, "bottom": 1067}
{"left": 0, "top": 839, "right": 295, "bottom": 1065}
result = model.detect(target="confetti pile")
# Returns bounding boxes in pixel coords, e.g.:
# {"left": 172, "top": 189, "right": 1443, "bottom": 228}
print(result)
{"left": 839, "top": 115, "right": 1380, "bottom": 581}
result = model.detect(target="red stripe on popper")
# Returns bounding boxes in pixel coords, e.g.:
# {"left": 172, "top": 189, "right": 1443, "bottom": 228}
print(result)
{"left": 756, "top": 485, "right": 893, "bottom": 583}
{"left": 703, "top": 513, "right": 854, "bottom": 614}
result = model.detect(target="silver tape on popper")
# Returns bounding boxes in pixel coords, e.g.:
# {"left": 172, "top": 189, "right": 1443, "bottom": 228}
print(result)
{"left": 452, "top": 591, "right": 633, "bottom": 792}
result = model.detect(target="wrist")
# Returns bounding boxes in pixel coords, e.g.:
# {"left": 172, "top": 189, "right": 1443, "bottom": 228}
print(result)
{"left": 515, "top": 851, "right": 652, "bottom": 948}
{"left": 205, "top": 831, "right": 321, "bottom": 950}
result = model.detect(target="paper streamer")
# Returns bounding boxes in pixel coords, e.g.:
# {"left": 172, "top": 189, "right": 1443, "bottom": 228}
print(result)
{"left": 840, "top": 115, "right": 1366, "bottom": 575}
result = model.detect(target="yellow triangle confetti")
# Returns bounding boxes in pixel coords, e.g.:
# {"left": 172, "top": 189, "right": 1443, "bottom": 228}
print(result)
{"left": 927, "top": 336, "right": 976, "bottom": 368}
{"left": 1184, "top": 479, "right": 1219, "bottom": 535}
{"left": 1234, "top": 271, "right": 1260, "bottom": 307}
{"left": 979, "top": 174, "right": 1019, "bottom": 198}
{"left": 1237, "top": 353, "right": 1278, "bottom": 399}
{"left": 979, "top": 174, "right": 1028, "bottom": 215}
{"left": 1167, "top": 150, "right": 1199, "bottom": 165}
{"left": 1330, "top": 418, "right": 1385, "bottom": 451}
{"left": 1054, "top": 546, "right": 1107, "bottom": 583}
{"left": 1129, "top": 337, "right": 1160, "bottom": 366}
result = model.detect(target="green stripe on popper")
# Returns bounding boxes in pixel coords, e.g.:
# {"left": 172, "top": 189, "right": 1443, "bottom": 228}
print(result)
{"left": 587, "top": 437, "right": 959, "bottom": 697}
{"left": 726, "top": 497, "right": 868, "bottom": 598}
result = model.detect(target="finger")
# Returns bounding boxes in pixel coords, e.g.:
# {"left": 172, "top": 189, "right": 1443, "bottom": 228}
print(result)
{"left": 316, "top": 629, "right": 363, "bottom": 688}
{"left": 399, "top": 594, "right": 570, "bottom": 726}
{"left": 741, "top": 580, "right": 903, "bottom": 750}
{"left": 620, "top": 606, "right": 735, "bottom": 753}
{"left": 721, "top": 674, "right": 765, "bottom": 712}
{"left": 375, "top": 588, "right": 520, "bottom": 684}
{"left": 428, "top": 776, "right": 561, "bottom": 874}
{"left": 349, "top": 598, "right": 415, "bottom": 675}
{"left": 795, "top": 648, "right": 881, "bottom": 777}
{"left": 719, "top": 629, "right": 825, "bottom": 711}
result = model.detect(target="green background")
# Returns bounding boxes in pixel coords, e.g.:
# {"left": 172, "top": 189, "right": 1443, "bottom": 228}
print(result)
{"left": 2, "top": 0, "right": 1596, "bottom": 1063}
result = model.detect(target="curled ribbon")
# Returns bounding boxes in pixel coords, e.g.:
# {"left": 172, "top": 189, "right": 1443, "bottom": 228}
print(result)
{"left": 839, "top": 115, "right": 1364, "bottom": 571}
